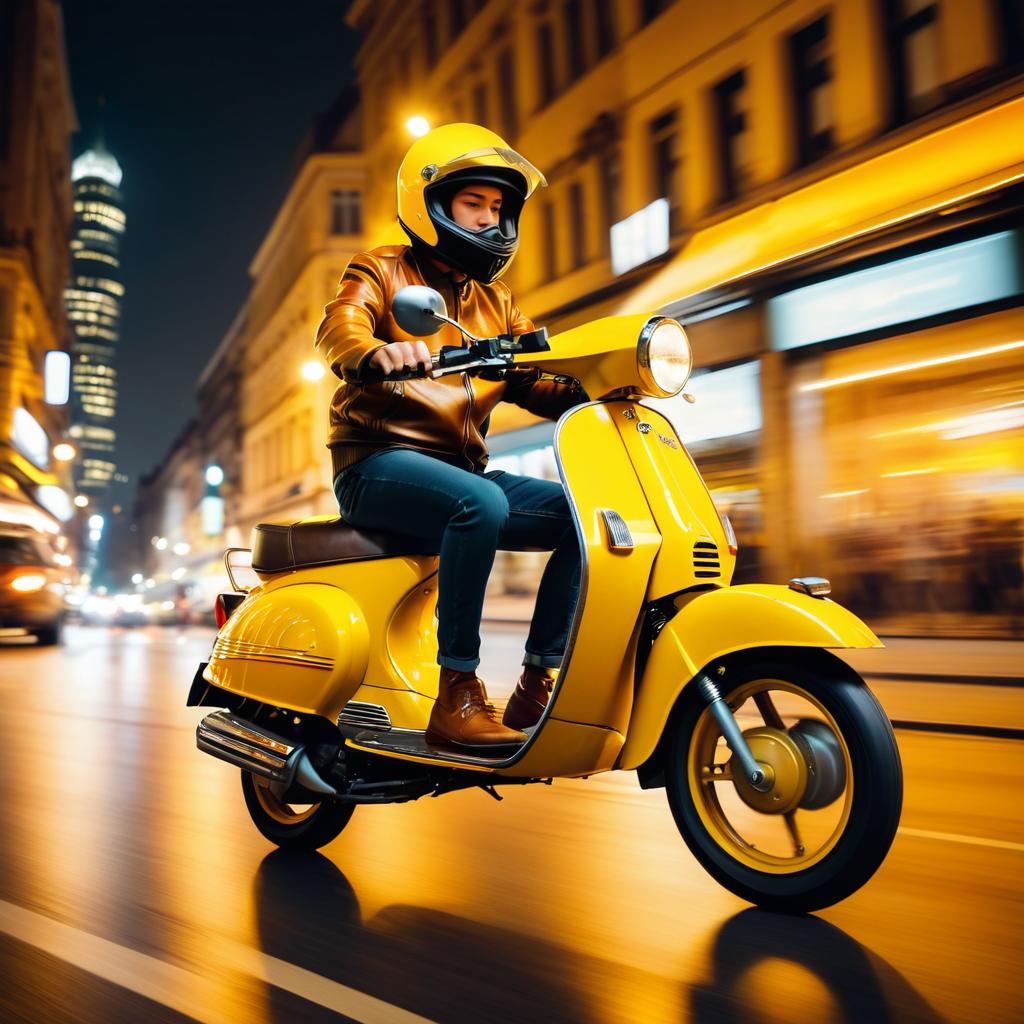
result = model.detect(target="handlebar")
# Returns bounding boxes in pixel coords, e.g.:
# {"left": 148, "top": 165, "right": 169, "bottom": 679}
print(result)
{"left": 359, "top": 327, "right": 551, "bottom": 385}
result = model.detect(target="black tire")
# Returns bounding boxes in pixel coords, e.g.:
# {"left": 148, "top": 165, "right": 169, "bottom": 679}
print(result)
{"left": 34, "top": 618, "right": 63, "bottom": 646}
{"left": 241, "top": 770, "right": 355, "bottom": 852}
{"left": 664, "top": 650, "right": 902, "bottom": 913}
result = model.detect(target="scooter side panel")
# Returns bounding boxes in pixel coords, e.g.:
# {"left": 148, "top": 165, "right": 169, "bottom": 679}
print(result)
{"left": 205, "top": 583, "right": 369, "bottom": 719}
{"left": 611, "top": 404, "right": 737, "bottom": 600}
{"left": 534, "top": 402, "right": 661, "bottom": 735}
{"left": 204, "top": 554, "right": 438, "bottom": 721}
{"left": 618, "top": 584, "right": 883, "bottom": 770}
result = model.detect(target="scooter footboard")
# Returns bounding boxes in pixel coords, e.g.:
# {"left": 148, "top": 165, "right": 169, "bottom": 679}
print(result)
{"left": 618, "top": 584, "right": 881, "bottom": 770}
{"left": 203, "top": 582, "right": 370, "bottom": 720}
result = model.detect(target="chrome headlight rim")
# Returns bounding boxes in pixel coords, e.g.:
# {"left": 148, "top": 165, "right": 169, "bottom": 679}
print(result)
{"left": 636, "top": 316, "right": 692, "bottom": 398}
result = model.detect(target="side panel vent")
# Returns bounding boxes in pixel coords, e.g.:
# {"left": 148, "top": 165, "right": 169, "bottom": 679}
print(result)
{"left": 693, "top": 539, "right": 721, "bottom": 579}
{"left": 338, "top": 701, "right": 393, "bottom": 731}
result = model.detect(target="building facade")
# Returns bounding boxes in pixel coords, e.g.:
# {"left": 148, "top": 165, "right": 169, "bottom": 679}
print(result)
{"left": 66, "top": 134, "right": 125, "bottom": 501}
{"left": 341, "top": 0, "right": 1024, "bottom": 635}
{"left": 0, "top": 0, "right": 77, "bottom": 541}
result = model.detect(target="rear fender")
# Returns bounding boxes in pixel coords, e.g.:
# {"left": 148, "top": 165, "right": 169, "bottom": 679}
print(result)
{"left": 619, "top": 584, "right": 881, "bottom": 771}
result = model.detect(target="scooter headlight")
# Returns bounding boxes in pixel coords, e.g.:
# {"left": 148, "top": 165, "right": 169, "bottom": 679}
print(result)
{"left": 637, "top": 317, "right": 692, "bottom": 398}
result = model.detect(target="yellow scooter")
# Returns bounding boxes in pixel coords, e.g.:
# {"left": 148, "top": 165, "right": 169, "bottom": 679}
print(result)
{"left": 188, "top": 286, "right": 902, "bottom": 913}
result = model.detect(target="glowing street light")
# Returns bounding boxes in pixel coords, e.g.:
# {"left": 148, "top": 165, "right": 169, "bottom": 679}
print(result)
{"left": 205, "top": 465, "right": 224, "bottom": 487}
{"left": 301, "top": 359, "right": 326, "bottom": 382}
{"left": 53, "top": 442, "right": 76, "bottom": 461}
{"left": 154, "top": 537, "right": 168, "bottom": 551}
{"left": 172, "top": 541, "right": 191, "bottom": 556}
{"left": 131, "top": 573, "right": 143, "bottom": 584}
{"left": 88, "top": 514, "right": 104, "bottom": 531}
{"left": 73, "top": 495, "right": 89, "bottom": 508}
{"left": 405, "top": 115, "right": 430, "bottom": 138}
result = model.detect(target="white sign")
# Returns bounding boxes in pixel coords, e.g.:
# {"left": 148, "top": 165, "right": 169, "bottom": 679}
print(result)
{"left": 768, "top": 229, "right": 1022, "bottom": 351}
{"left": 12, "top": 407, "right": 50, "bottom": 469}
{"left": 202, "top": 495, "right": 224, "bottom": 536}
{"left": 610, "top": 198, "right": 670, "bottom": 276}
{"left": 44, "top": 351, "right": 71, "bottom": 405}
{"left": 652, "top": 361, "right": 762, "bottom": 444}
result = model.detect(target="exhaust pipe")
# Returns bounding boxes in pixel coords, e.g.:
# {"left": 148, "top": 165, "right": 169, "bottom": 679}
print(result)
{"left": 196, "top": 710, "right": 335, "bottom": 795}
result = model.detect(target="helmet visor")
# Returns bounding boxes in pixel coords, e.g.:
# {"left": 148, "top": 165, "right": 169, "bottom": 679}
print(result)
{"left": 424, "top": 147, "right": 547, "bottom": 197}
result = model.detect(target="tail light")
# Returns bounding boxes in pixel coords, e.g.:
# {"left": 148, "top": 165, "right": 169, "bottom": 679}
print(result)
{"left": 214, "top": 592, "right": 244, "bottom": 628}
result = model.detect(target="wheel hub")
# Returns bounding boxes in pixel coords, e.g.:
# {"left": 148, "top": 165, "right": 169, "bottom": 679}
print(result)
{"left": 730, "top": 727, "right": 808, "bottom": 814}
{"left": 789, "top": 718, "right": 847, "bottom": 809}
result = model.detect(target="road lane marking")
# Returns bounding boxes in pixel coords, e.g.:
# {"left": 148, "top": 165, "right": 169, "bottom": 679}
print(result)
{"left": 0, "top": 898, "right": 436, "bottom": 1024}
{"left": 898, "top": 828, "right": 1024, "bottom": 852}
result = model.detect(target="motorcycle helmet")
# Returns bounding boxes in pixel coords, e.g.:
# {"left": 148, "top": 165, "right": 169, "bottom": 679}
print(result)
{"left": 397, "top": 123, "right": 547, "bottom": 283}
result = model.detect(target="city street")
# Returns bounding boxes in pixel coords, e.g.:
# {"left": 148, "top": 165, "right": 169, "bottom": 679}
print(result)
{"left": 0, "top": 623, "right": 1021, "bottom": 1023}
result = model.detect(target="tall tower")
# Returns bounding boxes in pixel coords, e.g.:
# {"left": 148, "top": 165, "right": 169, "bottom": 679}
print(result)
{"left": 65, "top": 132, "right": 125, "bottom": 501}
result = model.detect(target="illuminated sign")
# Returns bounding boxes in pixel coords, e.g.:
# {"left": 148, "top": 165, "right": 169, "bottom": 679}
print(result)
{"left": 611, "top": 199, "right": 670, "bottom": 276}
{"left": 36, "top": 486, "right": 73, "bottom": 522}
{"left": 202, "top": 495, "right": 224, "bottom": 536}
{"left": 44, "top": 351, "right": 71, "bottom": 405}
{"left": 12, "top": 408, "right": 50, "bottom": 469}
{"left": 768, "top": 230, "right": 1023, "bottom": 351}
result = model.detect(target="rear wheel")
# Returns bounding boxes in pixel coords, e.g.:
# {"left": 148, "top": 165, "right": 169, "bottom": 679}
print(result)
{"left": 241, "top": 770, "right": 355, "bottom": 851}
{"left": 34, "top": 617, "right": 63, "bottom": 646}
{"left": 664, "top": 652, "right": 902, "bottom": 913}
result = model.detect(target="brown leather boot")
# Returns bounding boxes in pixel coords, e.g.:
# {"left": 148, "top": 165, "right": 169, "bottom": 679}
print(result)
{"left": 425, "top": 668, "right": 527, "bottom": 750}
{"left": 502, "top": 665, "right": 558, "bottom": 730}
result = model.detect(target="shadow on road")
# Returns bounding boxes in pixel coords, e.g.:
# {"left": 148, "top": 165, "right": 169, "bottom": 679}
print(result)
{"left": 690, "top": 907, "right": 947, "bottom": 1023}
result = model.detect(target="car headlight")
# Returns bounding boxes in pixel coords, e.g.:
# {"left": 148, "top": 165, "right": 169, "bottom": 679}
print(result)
{"left": 10, "top": 574, "right": 46, "bottom": 593}
{"left": 637, "top": 317, "right": 692, "bottom": 397}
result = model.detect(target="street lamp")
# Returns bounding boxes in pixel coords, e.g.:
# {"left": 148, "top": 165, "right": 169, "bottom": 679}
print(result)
{"left": 301, "top": 359, "right": 326, "bottom": 382}
{"left": 73, "top": 495, "right": 89, "bottom": 508}
{"left": 405, "top": 115, "right": 430, "bottom": 138}
{"left": 205, "top": 465, "right": 224, "bottom": 487}
{"left": 53, "top": 442, "right": 76, "bottom": 461}
{"left": 172, "top": 541, "right": 190, "bottom": 556}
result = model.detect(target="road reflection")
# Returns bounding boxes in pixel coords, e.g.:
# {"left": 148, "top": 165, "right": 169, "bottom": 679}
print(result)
{"left": 691, "top": 908, "right": 946, "bottom": 1024}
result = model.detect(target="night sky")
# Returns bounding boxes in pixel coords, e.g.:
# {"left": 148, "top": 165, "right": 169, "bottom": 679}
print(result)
{"left": 60, "top": 1, "right": 358, "bottom": 504}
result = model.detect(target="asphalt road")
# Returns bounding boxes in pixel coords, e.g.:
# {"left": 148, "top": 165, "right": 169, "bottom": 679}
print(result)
{"left": 0, "top": 624, "right": 1021, "bottom": 1023}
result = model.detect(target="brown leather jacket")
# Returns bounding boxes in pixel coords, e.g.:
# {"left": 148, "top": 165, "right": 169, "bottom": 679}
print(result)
{"left": 315, "top": 244, "right": 585, "bottom": 478}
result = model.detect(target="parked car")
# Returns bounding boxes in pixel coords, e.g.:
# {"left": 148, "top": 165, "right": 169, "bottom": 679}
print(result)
{"left": 0, "top": 528, "right": 65, "bottom": 645}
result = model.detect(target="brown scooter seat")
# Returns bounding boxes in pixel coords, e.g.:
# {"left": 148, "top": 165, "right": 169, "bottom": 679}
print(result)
{"left": 251, "top": 515, "right": 437, "bottom": 574}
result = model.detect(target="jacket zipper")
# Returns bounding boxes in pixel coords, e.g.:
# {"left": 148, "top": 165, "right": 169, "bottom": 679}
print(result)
{"left": 452, "top": 283, "right": 475, "bottom": 469}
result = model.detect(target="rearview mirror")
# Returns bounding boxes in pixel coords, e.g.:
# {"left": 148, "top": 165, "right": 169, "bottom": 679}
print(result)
{"left": 392, "top": 286, "right": 447, "bottom": 337}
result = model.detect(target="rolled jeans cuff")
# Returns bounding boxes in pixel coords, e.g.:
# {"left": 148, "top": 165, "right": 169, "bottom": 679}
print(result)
{"left": 438, "top": 652, "right": 481, "bottom": 672}
{"left": 523, "top": 651, "right": 564, "bottom": 670}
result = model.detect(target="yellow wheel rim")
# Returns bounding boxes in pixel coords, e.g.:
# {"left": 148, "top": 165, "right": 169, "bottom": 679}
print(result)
{"left": 251, "top": 775, "right": 319, "bottom": 826}
{"left": 686, "top": 678, "right": 854, "bottom": 874}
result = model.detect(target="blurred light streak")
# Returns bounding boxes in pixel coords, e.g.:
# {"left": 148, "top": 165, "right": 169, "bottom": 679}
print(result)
{"left": 821, "top": 489, "right": 870, "bottom": 499}
{"left": 800, "top": 340, "right": 1024, "bottom": 391}
{"left": 881, "top": 468, "right": 937, "bottom": 477}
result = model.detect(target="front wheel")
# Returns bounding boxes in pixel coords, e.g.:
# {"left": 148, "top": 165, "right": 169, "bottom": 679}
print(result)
{"left": 664, "top": 652, "right": 902, "bottom": 913}
{"left": 241, "top": 770, "right": 355, "bottom": 851}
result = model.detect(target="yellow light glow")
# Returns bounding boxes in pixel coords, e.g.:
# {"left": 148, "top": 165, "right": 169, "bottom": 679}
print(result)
{"left": 11, "top": 574, "right": 46, "bottom": 593}
{"left": 301, "top": 360, "right": 326, "bottom": 382}
{"left": 53, "top": 443, "right": 76, "bottom": 461}
{"left": 405, "top": 115, "right": 430, "bottom": 138}
{"left": 801, "top": 340, "right": 1024, "bottom": 392}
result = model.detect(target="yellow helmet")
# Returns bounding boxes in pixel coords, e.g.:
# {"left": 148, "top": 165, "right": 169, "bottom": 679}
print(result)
{"left": 397, "top": 123, "right": 546, "bottom": 283}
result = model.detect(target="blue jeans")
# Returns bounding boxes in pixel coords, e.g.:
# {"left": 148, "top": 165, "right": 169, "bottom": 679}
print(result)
{"left": 334, "top": 448, "right": 581, "bottom": 672}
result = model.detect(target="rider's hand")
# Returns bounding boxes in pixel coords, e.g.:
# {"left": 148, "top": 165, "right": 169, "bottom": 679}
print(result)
{"left": 367, "top": 341, "right": 432, "bottom": 376}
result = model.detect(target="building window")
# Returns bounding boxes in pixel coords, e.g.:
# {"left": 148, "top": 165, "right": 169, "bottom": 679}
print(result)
{"left": 497, "top": 49, "right": 518, "bottom": 138}
{"left": 997, "top": 0, "right": 1024, "bottom": 67}
{"left": 649, "top": 109, "right": 681, "bottom": 232}
{"left": 564, "top": 0, "right": 587, "bottom": 80}
{"left": 642, "top": 0, "right": 674, "bottom": 25}
{"left": 537, "top": 19, "right": 558, "bottom": 106}
{"left": 714, "top": 70, "right": 751, "bottom": 202}
{"left": 568, "top": 180, "right": 587, "bottom": 269}
{"left": 541, "top": 198, "right": 557, "bottom": 280}
{"left": 330, "top": 190, "right": 362, "bottom": 236}
{"left": 883, "top": 0, "right": 942, "bottom": 123}
{"left": 594, "top": 0, "right": 616, "bottom": 57}
{"left": 600, "top": 148, "right": 622, "bottom": 251}
{"left": 790, "top": 15, "right": 834, "bottom": 166}
{"left": 472, "top": 80, "right": 488, "bottom": 126}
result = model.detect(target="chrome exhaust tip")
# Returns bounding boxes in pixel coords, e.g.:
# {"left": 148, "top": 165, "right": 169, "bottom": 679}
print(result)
{"left": 196, "top": 710, "right": 335, "bottom": 795}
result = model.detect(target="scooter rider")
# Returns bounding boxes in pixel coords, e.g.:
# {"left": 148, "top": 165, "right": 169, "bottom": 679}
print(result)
{"left": 314, "top": 123, "right": 587, "bottom": 751}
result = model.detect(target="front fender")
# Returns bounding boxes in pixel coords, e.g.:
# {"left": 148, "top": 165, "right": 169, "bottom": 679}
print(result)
{"left": 618, "top": 585, "right": 881, "bottom": 771}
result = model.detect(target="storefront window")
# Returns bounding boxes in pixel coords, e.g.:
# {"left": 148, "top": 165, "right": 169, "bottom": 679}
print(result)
{"left": 790, "top": 308, "right": 1024, "bottom": 635}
